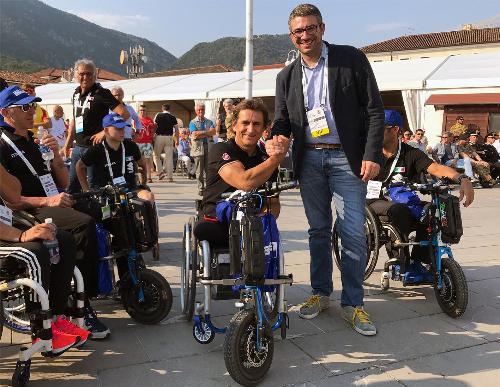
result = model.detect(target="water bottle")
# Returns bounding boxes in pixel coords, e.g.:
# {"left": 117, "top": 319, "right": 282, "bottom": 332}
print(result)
{"left": 38, "top": 126, "right": 54, "bottom": 165}
{"left": 43, "top": 218, "right": 60, "bottom": 264}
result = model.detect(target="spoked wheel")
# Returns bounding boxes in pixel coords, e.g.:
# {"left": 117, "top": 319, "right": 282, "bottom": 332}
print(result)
{"left": 193, "top": 319, "right": 216, "bottom": 344}
{"left": 12, "top": 360, "right": 31, "bottom": 387}
{"left": 434, "top": 258, "right": 468, "bottom": 318}
{"left": 122, "top": 269, "right": 173, "bottom": 324}
{"left": 224, "top": 310, "right": 274, "bottom": 386}
{"left": 2, "top": 288, "right": 31, "bottom": 335}
{"left": 333, "top": 205, "right": 380, "bottom": 280}
{"left": 181, "top": 217, "right": 197, "bottom": 321}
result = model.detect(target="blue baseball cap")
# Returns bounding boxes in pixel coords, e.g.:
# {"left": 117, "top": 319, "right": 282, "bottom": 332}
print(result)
{"left": 0, "top": 85, "right": 41, "bottom": 109}
{"left": 102, "top": 113, "right": 127, "bottom": 129}
{"left": 384, "top": 109, "right": 403, "bottom": 129}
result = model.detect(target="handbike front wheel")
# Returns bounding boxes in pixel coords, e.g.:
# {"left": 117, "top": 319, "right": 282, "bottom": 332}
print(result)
{"left": 224, "top": 310, "right": 274, "bottom": 386}
{"left": 434, "top": 257, "right": 468, "bottom": 318}
{"left": 122, "top": 269, "right": 173, "bottom": 324}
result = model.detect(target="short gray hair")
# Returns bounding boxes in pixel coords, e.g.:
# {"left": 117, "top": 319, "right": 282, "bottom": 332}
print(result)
{"left": 111, "top": 86, "right": 124, "bottom": 94}
{"left": 223, "top": 98, "right": 234, "bottom": 105}
{"left": 195, "top": 102, "right": 205, "bottom": 109}
{"left": 73, "top": 58, "right": 97, "bottom": 80}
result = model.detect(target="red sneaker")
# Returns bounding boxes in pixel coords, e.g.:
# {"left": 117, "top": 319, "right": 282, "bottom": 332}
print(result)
{"left": 53, "top": 316, "right": 90, "bottom": 347}
{"left": 48, "top": 325, "right": 80, "bottom": 355}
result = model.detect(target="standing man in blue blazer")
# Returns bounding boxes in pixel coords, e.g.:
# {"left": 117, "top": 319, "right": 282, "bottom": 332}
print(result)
{"left": 267, "top": 3, "right": 384, "bottom": 335}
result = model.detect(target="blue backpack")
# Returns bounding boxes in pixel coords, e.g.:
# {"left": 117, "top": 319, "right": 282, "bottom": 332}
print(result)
{"left": 388, "top": 186, "right": 425, "bottom": 221}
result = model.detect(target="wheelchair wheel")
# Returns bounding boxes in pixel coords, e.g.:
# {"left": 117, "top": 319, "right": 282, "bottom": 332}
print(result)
{"left": 224, "top": 309, "right": 274, "bottom": 386}
{"left": 2, "top": 289, "right": 31, "bottom": 334}
{"left": 181, "top": 217, "right": 197, "bottom": 322}
{"left": 333, "top": 205, "right": 380, "bottom": 280}
{"left": 122, "top": 268, "right": 173, "bottom": 324}
{"left": 434, "top": 258, "right": 468, "bottom": 318}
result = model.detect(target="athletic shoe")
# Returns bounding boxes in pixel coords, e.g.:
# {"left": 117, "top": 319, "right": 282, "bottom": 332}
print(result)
{"left": 341, "top": 306, "right": 377, "bottom": 336}
{"left": 83, "top": 306, "right": 111, "bottom": 340}
{"left": 39, "top": 325, "right": 80, "bottom": 356}
{"left": 53, "top": 315, "right": 90, "bottom": 347}
{"left": 298, "top": 295, "right": 330, "bottom": 319}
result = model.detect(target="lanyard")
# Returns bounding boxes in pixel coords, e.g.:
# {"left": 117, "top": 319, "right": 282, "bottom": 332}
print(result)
{"left": 1, "top": 132, "right": 39, "bottom": 177}
{"left": 301, "top": 46, "right": 328, "bottom": 110}
{"left": 383, "top": 140, "right": 402, "bottom": 183}
{"left": 73, "top": 90, "right": 93, "bottom": 119}
{"left": 103, "top": 142, "right": 125, "bottom": 180}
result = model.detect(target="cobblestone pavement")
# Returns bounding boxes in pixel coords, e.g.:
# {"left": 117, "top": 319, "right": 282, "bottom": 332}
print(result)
{"left": 2, "top": 177, "right": 500, "bottom": 387}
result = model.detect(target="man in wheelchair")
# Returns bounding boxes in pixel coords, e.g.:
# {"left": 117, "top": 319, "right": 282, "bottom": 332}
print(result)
{"left": 75, "top": 112, "right": 156, "bottom": 277}
{"left": 194, "top": 99, "right": 290, "bottom": 245}
{"left": 368, "top": 110, "right": 474, "bottom": 273}
{"left": 1, "top": 165, "right": 90, "bottom": 353}
{"left": 0, "top": 85, "right": 109, "bottom": 340}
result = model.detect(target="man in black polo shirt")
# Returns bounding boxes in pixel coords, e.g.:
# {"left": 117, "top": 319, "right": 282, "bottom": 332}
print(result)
{"left": 0, "top": 85, "right": 111, "bottom": 339}
{"left": 76, "top": 113, "right": 154, "bottom": 204}
{"left": 194, "top": 99, "right": 290, "bottom": 246}
{"left": 61, "top": 59, "right": 130, "bottom": 194}
{"left": 153, "top": 104, "right": 178, "bottom": 182}
{"left": 368, "top": 110, "right": 474, "bottom": 270}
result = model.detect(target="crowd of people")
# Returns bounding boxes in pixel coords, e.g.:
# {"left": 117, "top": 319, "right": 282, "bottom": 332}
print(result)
{"left": 0, "top": 4, "right": 496, "bottom": 369}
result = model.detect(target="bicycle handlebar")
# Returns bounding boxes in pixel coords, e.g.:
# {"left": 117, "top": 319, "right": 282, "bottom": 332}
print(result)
{"left": 220, "top": 180, "right": 299, "bottom": 200}
{"left": 72, "top": 185, "right": 127, "bottom": 201}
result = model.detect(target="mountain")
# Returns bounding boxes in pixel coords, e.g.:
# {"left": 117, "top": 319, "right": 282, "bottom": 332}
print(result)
{"left": 171, "top": 35, "right": 295, "bottom": 70}
{"left": 0, "top": 0, "right": 177, "bottom": 75}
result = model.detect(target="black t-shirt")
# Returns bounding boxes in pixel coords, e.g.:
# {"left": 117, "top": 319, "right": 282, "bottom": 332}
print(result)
{"left": 0, "top": 126, "right": 51, "bottom": 197}
{"left": 376, "top": 142, "right": 433, "bottom": 186}
{"left": 72, "top": 83, "right": 120, "bottom": 146}
{"left": 80, "top": 139, "right": 141, "bottom": 188}
{"left": 154, "top": 112, "right": 177, "bottom": 136}
{"left": 202, "top": 139, "right": 276, "bottom": 218}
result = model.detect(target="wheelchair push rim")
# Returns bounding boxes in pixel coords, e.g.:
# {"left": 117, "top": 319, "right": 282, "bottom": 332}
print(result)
{"left": 181, "top": 217, "right": 197, "bottom": 321}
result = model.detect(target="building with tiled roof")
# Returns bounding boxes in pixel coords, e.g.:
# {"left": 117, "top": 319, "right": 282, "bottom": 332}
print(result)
{"left": 0, "top": 70, "right": 48, "bottom": 87}
{"left": 361, "top": 27, "right": 500, "bottom": 62}
{"left": 30, "top": 67, "right": 126, "bottom": 82}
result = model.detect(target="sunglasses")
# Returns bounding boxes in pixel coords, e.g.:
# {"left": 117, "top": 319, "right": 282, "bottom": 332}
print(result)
{"left": 10, "top": 102, "right": 36, "bottom": 112}
{"left": 290, "top": 24, "right": 320, "bottom": 38}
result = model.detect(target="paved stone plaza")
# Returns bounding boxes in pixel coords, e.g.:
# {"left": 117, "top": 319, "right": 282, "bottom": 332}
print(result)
{"left": 1, "top": 178, "right": 499, "bottom": 387}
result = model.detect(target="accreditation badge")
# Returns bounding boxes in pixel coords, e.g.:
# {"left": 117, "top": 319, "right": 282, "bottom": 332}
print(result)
{"left": 0, "top": 205, "right": 13, "bottom": 226}
{"left": 39, "top": 174, "right": 59, "bottom": 197}
{"left": 306, "top": 107, "right": 330, "bottom": 138}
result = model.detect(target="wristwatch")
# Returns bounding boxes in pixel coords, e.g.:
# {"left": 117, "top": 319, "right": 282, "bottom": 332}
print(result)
{"left": 457, "top": 174, "right": 470, "bottom": 184}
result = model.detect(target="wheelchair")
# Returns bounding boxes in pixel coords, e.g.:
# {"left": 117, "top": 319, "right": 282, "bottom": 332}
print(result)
{"left": 181, "top": 181, "right": 298, "bottom": 386}
{"left": 1, "top": 216, "right": 86, "bottom": 387}
{"left": 332, "top": 179, "right": 468, "bottom": 318}
{"left": 73, "top": 185, "right": 172, "bottom": 324}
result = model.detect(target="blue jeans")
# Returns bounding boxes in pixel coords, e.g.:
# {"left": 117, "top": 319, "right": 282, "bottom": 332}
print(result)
{"left": 299, "top": 149, "right": 367, "bottom": 307}
{"left": 68, "top": 145, "right": 94, "bottom": 194}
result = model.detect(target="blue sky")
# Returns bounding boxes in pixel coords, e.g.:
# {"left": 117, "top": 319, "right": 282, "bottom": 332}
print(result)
{"left": 42, "top": 0, "right": 500, "bottom": 57}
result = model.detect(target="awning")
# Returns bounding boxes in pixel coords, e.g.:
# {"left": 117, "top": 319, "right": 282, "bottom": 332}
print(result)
{"left": 425, "top": 93, "right": 500, "bottom": 106}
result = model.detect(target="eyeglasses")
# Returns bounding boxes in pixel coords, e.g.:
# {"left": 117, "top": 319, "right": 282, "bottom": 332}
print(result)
{"left": 290, "top": 24, "right": 320, "bottom": 38}
{"left": 77, "top": 71, "right": 94, "bottom": 78}
{"left": 10, "top": 102, "right": 36, "bottom": 112}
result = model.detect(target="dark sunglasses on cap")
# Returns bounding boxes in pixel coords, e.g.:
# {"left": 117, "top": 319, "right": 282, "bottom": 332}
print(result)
{"left": 10, "top": 102, "right": 37, "bottom": 112}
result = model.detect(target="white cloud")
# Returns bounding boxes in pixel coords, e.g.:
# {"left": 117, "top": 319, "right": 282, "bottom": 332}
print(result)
{"left": 366, "top": 22, "right": 411, "bottom": 33}
{"left": 71, "top": 11, "right": 150, "bottom": 30}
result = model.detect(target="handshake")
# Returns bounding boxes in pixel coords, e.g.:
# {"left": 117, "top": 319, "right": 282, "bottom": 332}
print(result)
{"left": 265, "top": 135, "right": 291, "bottom": 159}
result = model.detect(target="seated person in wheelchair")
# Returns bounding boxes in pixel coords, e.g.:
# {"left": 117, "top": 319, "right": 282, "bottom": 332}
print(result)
{"left": 194, "top": 99, "right": 290, "bottom": 246}
{"left": 0, "top": 85, "right": 109, "bottom": 340}
{"left": 75, "top": 112, "right": 154, "bottom": 204}
{"left": 0, "top": 164, "right": 90, "bottom": 352}
{"left": 368, "top": 110, "right": 474, "bottom": 270}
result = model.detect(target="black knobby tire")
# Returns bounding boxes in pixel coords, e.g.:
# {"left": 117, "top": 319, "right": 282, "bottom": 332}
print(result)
{"left": 333, "top": 205, "right": 380, "bottom": 280}
{"left": 12, "top": 360, "right": 31, "bottom": 387}
{"left": 122, "top": 269, "right": 172, "bottom": 324}
{"left": 434, "top": 257, "right": 468, "bottom": 318}
{"left": 186, "top": 217, "right": 198, "bottom": 322}
{"left": 224, "top": 310, "right": 274, "bottom": 386}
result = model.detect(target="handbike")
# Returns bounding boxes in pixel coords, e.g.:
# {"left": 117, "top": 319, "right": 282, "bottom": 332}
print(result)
{"left": 378, "top": 179, "right": 468, "bottom": 318}
{"left": 73, "top": 185, "right": 172, "bottom": 324}
{"left": 181, "top": 181, "right": 298, "bottom": 386}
